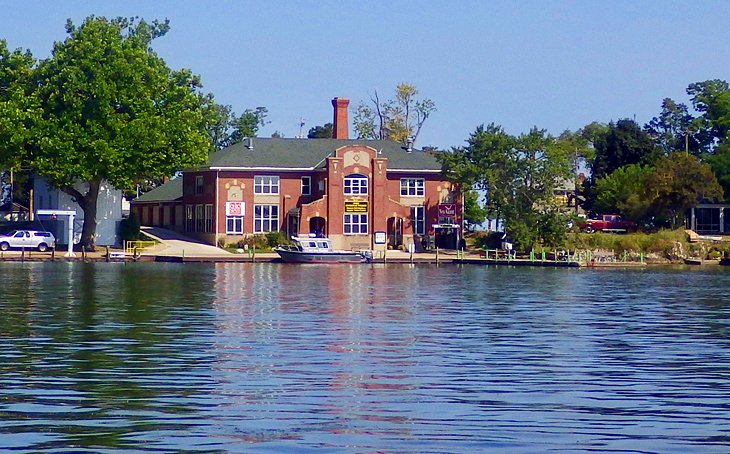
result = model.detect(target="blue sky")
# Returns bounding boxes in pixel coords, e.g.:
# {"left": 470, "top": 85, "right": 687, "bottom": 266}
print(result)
{"left": 2, "top": 0, "right": 729, "bottom": 149}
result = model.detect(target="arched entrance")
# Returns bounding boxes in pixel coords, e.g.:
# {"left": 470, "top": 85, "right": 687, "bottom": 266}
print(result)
{"left": 387, "top": 217, "right": 404, "bottom": 249}
{"left": 309, "top": 216, "right": 326, "bottom": 236}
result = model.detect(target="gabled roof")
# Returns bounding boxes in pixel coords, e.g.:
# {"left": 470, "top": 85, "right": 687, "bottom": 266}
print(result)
{"left": 204, "top": 138, "right": 443, "bottom": 171}
{"left": 133, "top": 177, "right": 182, "bottom": 203}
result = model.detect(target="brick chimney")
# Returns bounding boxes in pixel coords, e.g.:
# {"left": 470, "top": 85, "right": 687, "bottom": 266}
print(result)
{"left": 332, "top": 97, "right": 350, "bottom": 139}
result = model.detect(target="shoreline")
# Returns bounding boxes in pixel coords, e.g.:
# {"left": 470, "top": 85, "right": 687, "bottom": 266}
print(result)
{"left": 0, "top": 248, "right": 712, "bottom": 267}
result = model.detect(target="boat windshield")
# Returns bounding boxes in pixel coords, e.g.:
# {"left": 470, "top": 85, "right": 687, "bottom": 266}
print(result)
{"left": 293, "top": 237, "right": 333, "bottom": 252}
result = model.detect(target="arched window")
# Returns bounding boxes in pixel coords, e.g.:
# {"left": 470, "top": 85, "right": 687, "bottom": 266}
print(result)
{"left": 343, "top": 174, "right": 368, "bottom": 195}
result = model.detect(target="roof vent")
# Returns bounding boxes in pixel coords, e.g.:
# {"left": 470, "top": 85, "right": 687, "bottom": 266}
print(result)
{"left": 245, "top": 137, "right": 253, "bottom": 150}
{"left": 406, "top": 137, "right": 414, "bottom": 153}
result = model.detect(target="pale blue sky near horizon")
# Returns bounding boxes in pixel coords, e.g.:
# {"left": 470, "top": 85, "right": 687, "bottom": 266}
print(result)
{"left": 2, "top": 0, "right": 729, "bottom": 149}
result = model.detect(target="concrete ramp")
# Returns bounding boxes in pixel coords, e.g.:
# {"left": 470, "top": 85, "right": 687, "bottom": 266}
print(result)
{"left": 140, "top": 226, "right": 233, "bottom": 257}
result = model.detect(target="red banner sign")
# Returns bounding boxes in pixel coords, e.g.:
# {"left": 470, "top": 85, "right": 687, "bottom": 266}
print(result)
{"left": 226, "top": 201, "right": 245, "bottom": 216}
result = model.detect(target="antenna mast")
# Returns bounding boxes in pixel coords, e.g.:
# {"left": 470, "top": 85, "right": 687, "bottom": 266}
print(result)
{"left": 298, "top": 117, "right": 306, "bottom": 138}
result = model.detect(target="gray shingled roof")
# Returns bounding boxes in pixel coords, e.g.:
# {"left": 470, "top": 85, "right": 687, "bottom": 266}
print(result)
{"left": 133, "top": 177, "right": 183, "bottom": 203}
{"left": 204, "top": 138, "right": 443, "bottom": 171}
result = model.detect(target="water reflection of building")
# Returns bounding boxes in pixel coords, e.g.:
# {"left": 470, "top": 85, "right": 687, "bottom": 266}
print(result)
{"left": 209, "top": 264, "right": 419, "bottom": 435}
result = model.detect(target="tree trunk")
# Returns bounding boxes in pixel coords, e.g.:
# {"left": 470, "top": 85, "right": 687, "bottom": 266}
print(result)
{"left": 61, "top": 179, "right": 101, "bottom": 251}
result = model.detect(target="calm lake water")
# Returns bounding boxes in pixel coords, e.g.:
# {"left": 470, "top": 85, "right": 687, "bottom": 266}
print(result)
{"left": 1, "top": 262, "right": 729, "bottom": 453}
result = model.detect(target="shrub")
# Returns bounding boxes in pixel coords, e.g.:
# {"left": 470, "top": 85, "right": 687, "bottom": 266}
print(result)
{"left": 236, "top": 237, "right": 254, "bottom": 249}
{"left": 250, "top": 234, "right": 266, "bottom": 250}
{"left": 119, "top": 213, "right": 140, "bottom": 242}
{"left": 565, "top": 228, "right": 691, "bottom": 259}
{"left": 265, "top": 231, "right": 288, "bottom": 248}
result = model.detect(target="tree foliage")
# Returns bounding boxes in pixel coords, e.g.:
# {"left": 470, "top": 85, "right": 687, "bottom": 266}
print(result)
{"left": 644, "top": 153, "right": 723, "bottom": 228}
{"left": 463, "top": 189, "right": 488, "bottom": 231}
{"left": 353, "top": 83, "right": 435, "bottom": 145}
{"left": 0, "top": 40, "right": 36, "bottom": 171}
{"left": 229, "top": 107, "right": 268, "bottom": 143}
{"left": 204, "top": 100, "right": 268, "bottom": 151}
{"left": 438, "top": 124, "right": 574, "bottom": 250}
{"left": 591, "top": 119, "right": 660, "bottom": 181}
{"left": 2, "top": 16, "right": 212, "bottom": 248}
{"left": 593, "top": 164, "right": 653, "bottom": 222}
{"left": 704, "top": 145, "right": 730, "bottom": 198}
{"left": 307, "top": 122, "right": 333, "bottom": 139}
{"left": 644, "top": 98, "right": 711, "bottom": 155}
{"left": 687, "top": 79, "right": 730, "bottom": 145}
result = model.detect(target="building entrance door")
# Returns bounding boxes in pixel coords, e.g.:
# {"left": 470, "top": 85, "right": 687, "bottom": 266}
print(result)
{"left": 387, "top": 217, "right": 403, "bottom": 248}
{"left": 309, "top": 216, "right": 326, "bottom": 236}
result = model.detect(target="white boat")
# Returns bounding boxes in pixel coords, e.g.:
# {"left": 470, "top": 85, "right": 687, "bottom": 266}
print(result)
{"left": 274, "top": 236, "right": 371, "bottom": 263}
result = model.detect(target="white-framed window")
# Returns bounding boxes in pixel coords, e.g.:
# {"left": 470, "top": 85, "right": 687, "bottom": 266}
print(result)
{"left": 186, "top": 205, "right": 194, "bottom": 232}
{"left": 344, "top": 213, "right": 368, "bottom": 234}
{"left": 301, "top": 176, "right": 311, "bottom": 195}
{"left": 254, "top": 175, "right": 279, "bottom": 194}
{"left": 205, "top": 204, "right": 213, "bottom": 233}
{"left": 400, "top": 178, "right": 424, "bottom": 196}
{"left": 195, "top": 204, "right": 204, "bottom": 232}
{"left": 226, "top": 216, "right": 243, "bottom": 234}
{"left": 254, "top": 204, "right": 279, "bottom": 233}
{"left": 225, "top": 201, "right": 245, "bottom": 234}
{"left": 195, "top": 175, "right": 204, "bottom": 194}
{"left": 344, "top": 174, "right": 368, "bottom": 195}
{"left": 412, "top": 205, "right": 425, "bottom": 235}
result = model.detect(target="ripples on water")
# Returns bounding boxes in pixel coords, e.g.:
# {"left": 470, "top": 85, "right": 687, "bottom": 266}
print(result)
{"left": 0, "top": 262, "right": 729, "bottom": 453}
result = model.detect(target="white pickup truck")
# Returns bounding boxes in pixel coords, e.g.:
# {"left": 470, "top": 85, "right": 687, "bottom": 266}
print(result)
{"left": 0, "top": 230, "right": 56, "bottom": 252}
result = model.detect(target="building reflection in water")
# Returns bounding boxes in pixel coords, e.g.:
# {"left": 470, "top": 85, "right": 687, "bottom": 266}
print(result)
{"left": 210, "top": 263, "right": 421, "bottom": 439}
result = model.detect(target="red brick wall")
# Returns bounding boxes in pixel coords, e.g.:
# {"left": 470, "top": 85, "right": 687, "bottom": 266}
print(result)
{"left": 187, "top": 150, "right": 460, "bottom": 248}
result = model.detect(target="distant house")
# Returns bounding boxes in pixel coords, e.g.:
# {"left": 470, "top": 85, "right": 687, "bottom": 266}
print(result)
{"left": 33, "top": 177, "right": 125, "bottom": 246}
{"left": 687, "top": 203, "right": 730, "bottom": 234}
{"left": 131, "top": 98, "right": 463, "bottom": 252}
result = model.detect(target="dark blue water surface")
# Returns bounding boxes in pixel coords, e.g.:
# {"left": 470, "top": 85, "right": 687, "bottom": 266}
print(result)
{"left": 1, "top": 262, "right": 729, "bottom": 453}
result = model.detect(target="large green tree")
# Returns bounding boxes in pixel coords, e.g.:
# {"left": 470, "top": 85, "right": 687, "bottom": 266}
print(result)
{"left": 685, "top": 79, "right": 730, "bottom": 200}
{"left": 644, "top": 153, "right": 723, "bottom": 228}
{"left": 644, "top": 98, "right": 712, "bottom": 155}
{"left": 591, "top": 119, "right": 660, "bottom": 181}
{"left": 0, "top": 40, "right": 36, "bottom": 171}
{"left": 593, "top": 164, "right": 653, "bottom": 223}
{"left": 583, "top": 119, "right": 660, "bottom": 212}
{"left": 438, "top": 124, "right": 574, "bottom": 250}
{"left": 0, "top": 40, "right": 37, "bottom": 208}
{"left": 22, "top": 17, "right": 210, "bottom": 248}
{"left": 687, "top": 79, "right": 730, "bottom": 145}
{"left": 704, "top": 147, "right": 730, "bottom": 198}
{"left": 203, "top": 98, "right": 268, "bottom": 151}
{"left": 353, "top": 83, "right": 435, "bottom": 145}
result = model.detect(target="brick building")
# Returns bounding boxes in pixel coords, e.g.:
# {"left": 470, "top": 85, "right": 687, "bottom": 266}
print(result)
{"left": 131, "top": 98, "right": 462, "bottom": 252}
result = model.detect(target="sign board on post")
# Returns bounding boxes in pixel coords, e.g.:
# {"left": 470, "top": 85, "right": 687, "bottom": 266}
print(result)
{"left": 374, "top": 231, "right": 386, "bottom": 244}
{"left": 438, "top": 203, "right": 456, "bottom": 217}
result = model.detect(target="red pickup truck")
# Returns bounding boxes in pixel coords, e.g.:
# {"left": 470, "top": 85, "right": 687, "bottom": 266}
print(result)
{"left": 581, "top": 214, "right": 637, "bottom": 233}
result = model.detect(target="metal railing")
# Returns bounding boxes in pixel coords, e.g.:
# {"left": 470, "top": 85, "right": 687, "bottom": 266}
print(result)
{"left": 125, "top": 240, "right": 156, "bottom": 256}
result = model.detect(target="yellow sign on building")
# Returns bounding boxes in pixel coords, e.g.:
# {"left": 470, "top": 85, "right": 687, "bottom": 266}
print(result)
{"left": 345, "top": 200, "right": 369, "bottom": 213}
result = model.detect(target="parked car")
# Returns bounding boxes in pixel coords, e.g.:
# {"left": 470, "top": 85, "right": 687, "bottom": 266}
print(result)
{"left": 580, "top": 214, "right": 637, "bottom": 233}
{"left": 0, "top": 230, "right": 56, "bottom": 252}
